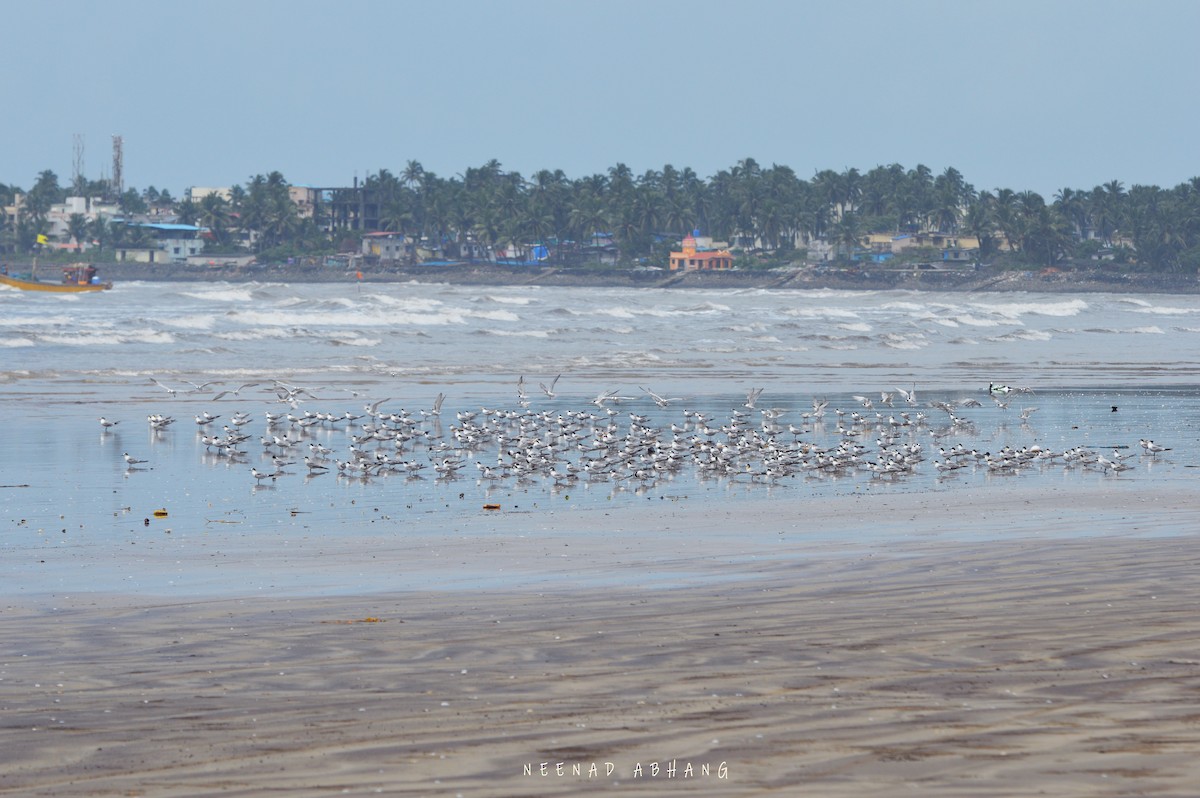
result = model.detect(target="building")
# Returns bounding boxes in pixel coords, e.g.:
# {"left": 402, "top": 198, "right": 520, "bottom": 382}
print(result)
{"left": 863, "top": 233, "right": 895, "bottom": 253}
{"left": 185, "top": 187, "right": 233, "bottom": 204}
{"left": 890, "top": 232, "right": 979, "bottom": 254}
{"left": 361, "top": 231, "right": 412, "bottom": 262}
{"left": 289, "top": 186, "right": 318, "bottom": 220}
{"left": 669, "top": 233, "right": 733, "bottom": 271}
{"left": 805, "top": 239, "right": 836, "bottom": 263}
{"left": 43, "top": 196, "right": 121, "bottom": 243}
{"left": 114, "top": 222, "right": 206, "bottom": 263}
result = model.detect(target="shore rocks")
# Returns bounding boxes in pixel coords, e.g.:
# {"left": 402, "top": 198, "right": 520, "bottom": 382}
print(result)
{"left": 31, "top": 260, "right": 1200, "bottom": 294}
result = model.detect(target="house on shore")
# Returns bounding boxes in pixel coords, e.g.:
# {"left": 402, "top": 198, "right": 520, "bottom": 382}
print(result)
{"left": 361, "top": 231, "right": 412, "bottom": 262}
{"left": 114, "top": 222, "right": 206, "bottom": 263}
{"left": 668, "top": 233, "right": 733, "bottom": 271}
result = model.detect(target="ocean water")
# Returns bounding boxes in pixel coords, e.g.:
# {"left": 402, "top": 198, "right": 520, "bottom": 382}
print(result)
{"left": 2, "top": 280, "right": 1198, "bottom": 597}
{"left": 3, "top": 281, "right": 1200, "bottom": 391}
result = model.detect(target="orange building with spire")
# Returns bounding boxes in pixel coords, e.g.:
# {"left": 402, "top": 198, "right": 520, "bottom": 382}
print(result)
{"left": 669, "top": 233, "right": 733, "bottom": 271}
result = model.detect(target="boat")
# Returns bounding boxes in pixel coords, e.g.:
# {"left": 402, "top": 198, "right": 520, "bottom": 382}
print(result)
{"left": 0, "top": 263, "right": 112, "bottom": 293}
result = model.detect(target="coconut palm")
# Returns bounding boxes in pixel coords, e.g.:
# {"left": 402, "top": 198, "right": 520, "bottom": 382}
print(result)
{"left": 834, "top": 210, "right": 863, "bottom": 260}
{"left": 176, "top": 199, "right": 199, "bottom": 226}
{"left": 401, "top": 161, "right": 425, "bottom": 190}
{"left": 1053, "top": 187, "right": 1089, "bottom": 238}
{"left": 66, "top": 213, "right": 89, "bottom": 252}
{"left": 88, "top": 215, "right": 110, "bottom": 254}
{"left": 198, "top": 194, "right": 233, "bottom": 247}
{"left": 568, "top": 195, "right": 610, "bottom": 262}
{"left": 963, "top": 193, "right": 997, "bottom": 259}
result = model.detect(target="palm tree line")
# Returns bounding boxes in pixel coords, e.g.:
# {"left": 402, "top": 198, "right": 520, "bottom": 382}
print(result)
{"left": 4, "top": 160, "right": 1200, "bottom": 272}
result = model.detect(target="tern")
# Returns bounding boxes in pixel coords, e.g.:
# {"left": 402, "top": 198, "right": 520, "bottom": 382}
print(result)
{"left": 213, "top": 383, "right": 260, "bottom": 401}
{"left": 641, "top": 387, "right": 682, "bottom": 408}
{"left": 303, "top": 456, "right": 329, "bottom": 475}
{"left": 149, "top": 377, "right": 179, "bottom": 397}
{"left": 896, "top": 385, "right": 917, "bottom": 406}
{"left": 1140, "top": 439, "right": 1171, "bottom": 455}
{"left": 591, "top": 389, "right": 634, "bottom": 407}
{"left": 539, "top": 374, "right": 561, "bottom": 400}
{"left": 99, "top": 417, "right": 120, "bottom": 430}
{"left": 122, "top": 452, "right": 148, "bottom": 466}
{"left": 251, "top": 467, "right": 279, "bottom": 483}
{"left": 421, "top": 392, "right": 446, "bottom": 418}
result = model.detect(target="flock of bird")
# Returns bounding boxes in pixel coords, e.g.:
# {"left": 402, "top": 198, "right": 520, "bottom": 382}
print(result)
{"left": 100, "top": 376, "right": 1171, "bottom": 494}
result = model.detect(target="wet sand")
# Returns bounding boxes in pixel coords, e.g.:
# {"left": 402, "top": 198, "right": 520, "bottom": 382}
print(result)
{"left": 3, "top": 487, "right": 1199, "bottom": 797}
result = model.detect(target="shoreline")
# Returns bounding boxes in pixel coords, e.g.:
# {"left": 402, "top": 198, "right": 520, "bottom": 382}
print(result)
{"left": 18, "top": 259, "right": 1200, "bottom": 293}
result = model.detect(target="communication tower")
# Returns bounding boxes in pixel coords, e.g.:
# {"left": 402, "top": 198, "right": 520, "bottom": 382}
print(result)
{"left": 72, "top": 133, "right": 85, "bottom": 193}
{"left": 111, "top": 135, "right": 124, "bottom": 199}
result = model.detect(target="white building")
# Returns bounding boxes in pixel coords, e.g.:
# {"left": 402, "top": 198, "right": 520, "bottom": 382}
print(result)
{"left": 45, "top": 196, "right": 121, "bottom": 245}
{"left": 114, "top": 222, "right": 206, "bottom": 263}
{"left": 185, "top": 187, "right": 233, "bottom": 204}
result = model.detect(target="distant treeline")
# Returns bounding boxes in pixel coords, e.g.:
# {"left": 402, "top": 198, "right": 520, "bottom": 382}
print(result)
{"left": 3, "top": 159, "right": 1200, "bottom": 272}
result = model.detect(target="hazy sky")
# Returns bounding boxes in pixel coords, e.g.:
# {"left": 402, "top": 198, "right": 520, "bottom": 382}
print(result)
{"left": 3, "top": 0, "right": 1198, "bottom": 198}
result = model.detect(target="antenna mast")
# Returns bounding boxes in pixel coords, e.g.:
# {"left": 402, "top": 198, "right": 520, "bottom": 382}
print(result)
{"left": 111, "top": 134, "right": 124, "bottom": 200}
{"left": 72, "top": 133, "right": 85, "bottom": 195}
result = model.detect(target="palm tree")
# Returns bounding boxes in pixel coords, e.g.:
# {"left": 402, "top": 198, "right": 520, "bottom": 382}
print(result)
{"left": 569, "top": 195, "right": 610, "bottom": 263}
{"left": 66, "top": 213, "right": 89, "bottom": 252}
{"left": 930, "top": 187, "right": 961, "bottom": 233}
{"left": 88, "top": 215, "right": 111, "bottom": 255}
{"left": 1088, "top": 185, "right": 1120, "bottom": 247}
{"left": 400, "top": 160, "right": 424, "bottom": 191}
{"left": 520, "top": 207, "right": 555, "bottom": 261}
{"left": 240, "top": 172, "right": 298, "bottom": 252}
{"left": 176, "top": 199, "right": 199, "bottom": 226}
{"left": 992, "top": 188, "right": 1022, "bottom": 251}
{"left": 660, "top": 193, "right": 691, "bottom": 238}
{"left": 471, "top": 203, "right": 504, "bottom": 262}
{"left": 1053, "top": 187, "right": 1089, "bottom": 239}
{"left": 106, "top": 219, "right": 128, "bottom": 250}
{"left": 380, "top": 194, "right": 417, "bottom": 237}
{"left": 834, "top": 210, "right": 862, "bottom": 260}
{"left": 1020, "top": 204, "right": 1072, "bottom": 266}
{"left": 963, "top": 193, "right": 997, "bottom": 259}
{"left": 197, "top": 194, "right": 232, "bottom": 247}
{"left": 632, "top": 183, "right": 662, "bottom": 235}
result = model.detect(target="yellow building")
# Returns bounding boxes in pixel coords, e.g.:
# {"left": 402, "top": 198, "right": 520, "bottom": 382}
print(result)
{"left": 669, "top": 234, "right": 733, "bottom": 271}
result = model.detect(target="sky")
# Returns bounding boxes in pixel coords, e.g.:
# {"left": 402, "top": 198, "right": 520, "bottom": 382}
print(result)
{"left": 3, "top": 0, "right": 1198, "bottom": 199}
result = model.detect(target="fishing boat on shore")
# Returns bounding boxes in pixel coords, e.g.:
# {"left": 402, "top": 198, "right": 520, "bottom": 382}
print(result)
{"left": 0, "top": 264, "right": 112, "bottom": 293}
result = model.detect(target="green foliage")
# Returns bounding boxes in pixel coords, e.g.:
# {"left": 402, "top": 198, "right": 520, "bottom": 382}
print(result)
{"left": 7, "top": 162, "right": 1200, "bottom": 273}
{"left": 119, "top": 188, "right": 147, "bottom": 215}
{"left": 1176, "top": 245, "right": 1200, "bottom": 274}
{"left": 1073, "top": 239, "right": 1105, "bottom": 260}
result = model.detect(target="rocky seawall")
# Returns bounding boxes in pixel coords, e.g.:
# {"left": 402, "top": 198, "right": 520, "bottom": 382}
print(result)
{"left": 30, "top": 260, "right": 1200, "bottom": 294}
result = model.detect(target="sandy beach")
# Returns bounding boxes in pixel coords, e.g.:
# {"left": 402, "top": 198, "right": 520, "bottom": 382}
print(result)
{"left": 4, "top": 485, "right": 1200, "bottom": 798}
